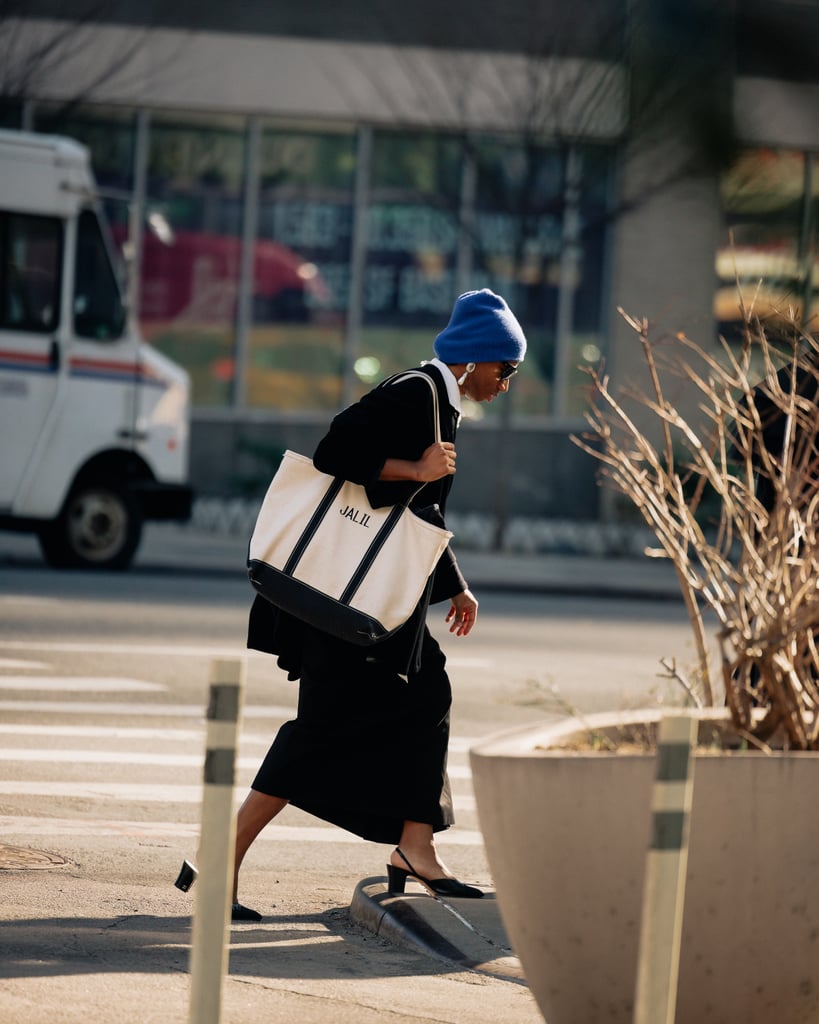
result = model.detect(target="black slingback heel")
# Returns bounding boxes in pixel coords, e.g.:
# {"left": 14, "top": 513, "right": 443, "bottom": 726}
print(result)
{"left": 386, "top": 847, "right": 483, "bottom": 899}
{"left": 174, "top": 859, "right": 198, "bottom": 892}
{"left": 174, "top": 859, "right": 262, "bottom": 922}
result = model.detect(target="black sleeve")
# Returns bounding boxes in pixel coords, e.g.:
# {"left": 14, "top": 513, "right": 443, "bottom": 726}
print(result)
{"left": 430, "top": 546, "right": 468, "bottom": 604}
{"left": 313, "top": 375, "right": 439, "bottom": 509}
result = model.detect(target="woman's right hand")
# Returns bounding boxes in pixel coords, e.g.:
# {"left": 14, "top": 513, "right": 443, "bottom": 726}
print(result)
{"left": 379, "top": 442, "right": 456, "bottom": 482}
{"left": 415, "top": 442, "right": 456, "bottom": 481}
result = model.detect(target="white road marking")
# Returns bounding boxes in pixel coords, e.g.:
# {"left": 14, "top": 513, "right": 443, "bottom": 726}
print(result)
{"left": 0, "top": 701, "right": 295, "bottom": 718}
{"left": 0, "top": 814, "right": 484, "bottom": 845}
{"left": 0, "top": 723, "right": 271, "bottom": 743}
{"left": 0, "top": 746, "right": 473, "bottom": 778}
{"left": 0, "top": 749, "right": 262, "bottom": 768}
{"left": 0, "top": 676, "right": 166, "bottom": 692}
{"left": 0, "top": 640, "right": 494, "bottom": 670}
{"left": 0, "top": 658, "right": 50, "bottom": 670}
{"left": 0, "top": 721, "right": 486, "bottom": 752}
{"left": 0, "top": 780, "right": 478, "bottom": 811}
{"left": 0, "top": 640, "right": 245, "bottom": 657}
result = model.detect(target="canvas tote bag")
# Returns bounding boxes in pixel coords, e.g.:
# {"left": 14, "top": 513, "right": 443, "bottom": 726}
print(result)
{"left": 247, "top": 371, "right": 453, "bottom": 645}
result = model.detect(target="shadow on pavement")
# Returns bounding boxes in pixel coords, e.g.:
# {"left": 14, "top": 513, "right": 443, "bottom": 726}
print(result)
{"left": 0, "top": 905, "right": 481, "bottom": 982}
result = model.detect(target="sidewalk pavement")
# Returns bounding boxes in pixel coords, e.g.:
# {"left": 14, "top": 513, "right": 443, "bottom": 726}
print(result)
{"left": 0, "top": 520, "right": 681, "bottom": 998}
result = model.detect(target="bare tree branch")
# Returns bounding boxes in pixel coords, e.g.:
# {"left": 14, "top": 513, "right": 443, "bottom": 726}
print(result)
{"left": 574, "top": 297, "right": 819, "bottom": 748}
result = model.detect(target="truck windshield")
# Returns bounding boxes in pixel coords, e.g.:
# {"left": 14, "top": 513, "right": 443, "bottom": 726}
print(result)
{"left": 74, "top": 209, "right": 125, "bottom": 341}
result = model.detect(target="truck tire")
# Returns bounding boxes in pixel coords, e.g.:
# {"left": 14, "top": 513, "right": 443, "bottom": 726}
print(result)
{"left": 38, "top": 480, "right": 143, "bottom": 570}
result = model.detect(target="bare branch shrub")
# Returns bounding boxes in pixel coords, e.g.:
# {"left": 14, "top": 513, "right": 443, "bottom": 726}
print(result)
{"left": 573, "top": 304, "right": 819, "bottom": 749}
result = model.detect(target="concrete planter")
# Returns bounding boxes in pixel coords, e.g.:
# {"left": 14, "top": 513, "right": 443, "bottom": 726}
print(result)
{"left": 470, "top": 709, "right": 819, "bottom": 1024}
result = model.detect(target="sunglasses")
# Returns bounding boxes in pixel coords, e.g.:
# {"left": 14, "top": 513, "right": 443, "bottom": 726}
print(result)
{"left": 499, "top": 361, "right": 519, "bottom": 381}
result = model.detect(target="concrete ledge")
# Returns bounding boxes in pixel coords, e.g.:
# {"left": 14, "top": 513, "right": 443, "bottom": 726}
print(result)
{"left": 350, "top": 875, "right": 526, "bottom": 983}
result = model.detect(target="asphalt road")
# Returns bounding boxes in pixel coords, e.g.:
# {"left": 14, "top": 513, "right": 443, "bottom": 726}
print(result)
{"left": 0, "top": 560, "right": 696, "bottom": 1024}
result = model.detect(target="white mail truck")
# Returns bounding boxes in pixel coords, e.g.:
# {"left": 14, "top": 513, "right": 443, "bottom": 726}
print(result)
{"left": 0, "top": 130, "right": 193, "bottom": 569}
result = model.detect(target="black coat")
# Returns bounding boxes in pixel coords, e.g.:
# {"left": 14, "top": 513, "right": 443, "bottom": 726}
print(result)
{"left": 247, "top": 364, "right": 467, "bottom": 675}
{"left": 246, "top": 364, "right": 463, "bottom": 842}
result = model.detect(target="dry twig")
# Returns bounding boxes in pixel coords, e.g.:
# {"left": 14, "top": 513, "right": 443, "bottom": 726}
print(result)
{"left": 573, "top": 307, "right": 819, "bottom": 749}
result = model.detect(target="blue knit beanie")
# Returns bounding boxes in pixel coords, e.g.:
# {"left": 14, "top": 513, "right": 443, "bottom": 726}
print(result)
{"left": 433, "top": 289, "right": 527, "bottom": 365}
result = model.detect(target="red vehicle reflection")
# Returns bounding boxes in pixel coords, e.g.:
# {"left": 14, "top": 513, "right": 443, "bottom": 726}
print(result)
{"left": 111, "top": 225, "right": 329, "bottom": 324}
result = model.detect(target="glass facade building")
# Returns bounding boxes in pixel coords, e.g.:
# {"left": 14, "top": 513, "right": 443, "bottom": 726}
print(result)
{"left": 24, "top": 102, "right": 616, "bottom": 423}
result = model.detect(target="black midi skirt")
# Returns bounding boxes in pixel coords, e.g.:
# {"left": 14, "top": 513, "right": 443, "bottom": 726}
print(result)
{"left": 250, "top": 624, "right": 454, "bottom": 845}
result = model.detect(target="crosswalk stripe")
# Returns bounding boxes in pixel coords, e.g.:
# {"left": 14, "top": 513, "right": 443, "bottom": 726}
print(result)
{"left": 0, "top": 723, "right": 272, "bottom": 743}
{"left": 0, "top": 780, "right": 478, "bottom": 810}
{"left": 0, "top": 677, "right": 165, "bottom": 692}
{"left": 0, "top": 749, "right": 266, "bottom": 768}
{"left": 0, "top": 814, "right": 484, "bottom": 845}
{"left": 0, "top": 746, "right": 473, "bottom": 778}
{"left": 0, "top": 640, "right": 492, "bottom": 671}
{"left": 0, "top": 700, "right": 296, "bottom": 717}
{"left": 0, "top": 665, "right": 483, "bottom": 865}
{"left": 0, "top": 640, "right": 246, "bottom": 657}
{"left": 0, "top": 721, "right": 482, "bottom": 753}
{"left": 0, "top": 701, "right": 483, "bottom": 756}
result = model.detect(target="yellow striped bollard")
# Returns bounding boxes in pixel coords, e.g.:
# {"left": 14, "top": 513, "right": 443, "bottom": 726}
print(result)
{"left": 188, "top": 657, "right": 245, "bottom": 1024}
{"left": 633, "top": 714, "right": 697, "bottom": 1024}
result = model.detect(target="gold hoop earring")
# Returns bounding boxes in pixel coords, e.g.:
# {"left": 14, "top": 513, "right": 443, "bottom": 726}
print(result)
{"left": 457, "top": 362, "right": 476, "bottom": 386}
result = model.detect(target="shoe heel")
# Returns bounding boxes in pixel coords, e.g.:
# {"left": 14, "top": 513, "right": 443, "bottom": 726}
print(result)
{"left": 174, "top": 859, "right": 197, "bottom": 892}
{"left": 386, "top": 864, "right": 409, "bottom": 894}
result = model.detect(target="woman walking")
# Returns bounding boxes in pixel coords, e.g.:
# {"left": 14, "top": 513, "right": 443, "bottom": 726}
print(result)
{"left": 177, "top": 288, "right": 527, "bottom": 921}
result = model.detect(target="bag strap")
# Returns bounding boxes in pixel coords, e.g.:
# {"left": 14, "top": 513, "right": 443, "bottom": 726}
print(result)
{"left": 387, "top": 368, "right": 442, "bottom": 444}
{"left": 340, "top": 371, "right": 447, "bottom": 610}
{"left": 386, "top": 369, "right": 444, "bottom": 504}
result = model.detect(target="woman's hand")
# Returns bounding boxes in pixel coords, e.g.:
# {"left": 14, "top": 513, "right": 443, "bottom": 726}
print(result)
{"left": 417, "top": 442, "right": 456, "bottom": 481}
{"left": 379, "top": 442, "right": 456, "bottom": 482}
{"left": 446, "top": 589, "right": 478, "bottom": 637}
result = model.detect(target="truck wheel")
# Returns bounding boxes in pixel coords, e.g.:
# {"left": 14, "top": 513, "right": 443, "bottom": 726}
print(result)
{"left": 38, "top": 481, "right": 143, "bottom": 570}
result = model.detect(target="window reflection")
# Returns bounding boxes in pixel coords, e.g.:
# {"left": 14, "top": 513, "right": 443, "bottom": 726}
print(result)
{"left": 141, "top": 112, "right": 246, "bottom": 406}
{"left": 717, "top": 149, "right": 811, "bottom": 342}
{"left": 27, "top": 103, "right": 617, "bottom": 419}
{"left": 249, "top": 126, "right": 354, "bottom": 411}
{"left": 469, "top": 140, "right": 612, "bottom": 417}
{"left": 568, "top": 145, "right": 611, "bottom": 415}
{"left": 360, "top": 131, "right": 462, "bottom": 390}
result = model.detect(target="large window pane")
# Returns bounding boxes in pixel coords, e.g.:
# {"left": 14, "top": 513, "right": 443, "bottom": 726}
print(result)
{"left": 358, "top": 131, "right": 462, "bottom": 390}
{"left": 716, "top": 149, "right": 807, "bottom": 342}
{"left": 468, "top": 139, "right": 564, "bottom": 419}
{"left": 142, "top": 112, "right": 247, "bottom": 407}
{"left": 466, "top": 141, "right": 612, "bottom": 419}
{"left": 249, "top": 125, "right": 355, "bottom": 411}
{"left": 567, "top": 145, "right": 613, "bottom": 415}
